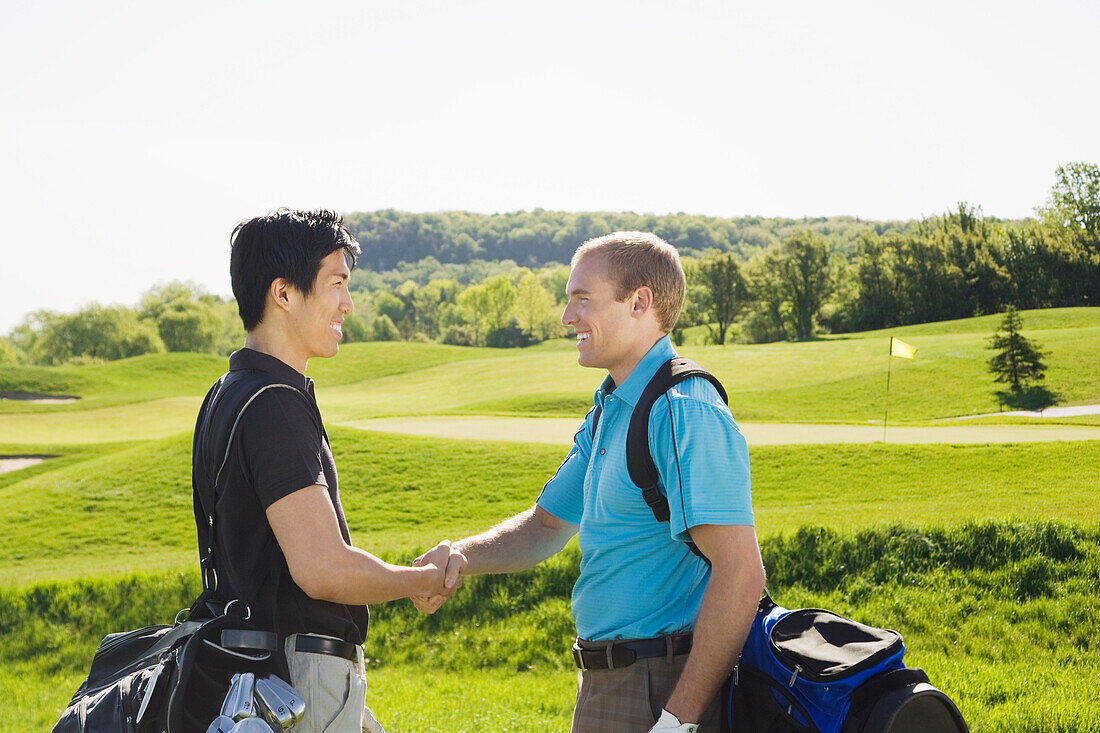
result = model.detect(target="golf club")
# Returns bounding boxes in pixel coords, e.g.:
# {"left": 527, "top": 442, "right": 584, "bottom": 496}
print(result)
{"left": 254, "top": 675, "right": 306, "bottom": 731}
{"left": 220, "top": 672, "right": 258, "bottom": 721}
{"left": 205, "top": 714, "right": 237, "bottom": 733}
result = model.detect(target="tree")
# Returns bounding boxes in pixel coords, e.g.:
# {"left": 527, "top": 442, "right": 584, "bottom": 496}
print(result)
{"left": 1036, "top": 162, "right": 1100, "bottom": 305}
{"left": 32, "top": 304, "right": 164, "bottom": 364}
{"left": 742, "top": 251, "right": 791, "bottom": 343}
{"left": 0, "top": 338, "right": 20, "bottom": 366}
{"left": 155, "top": 301, "right": 221, "bottom": 352}
{"left": 457, "top": 274, "right": 518, "bottom": 346}
{"left": 988, "top": 307, "right": 1046, "bottom": 392}
{"left": 374, "top": 292, "right": 405, "bottom": 325}
{"left": 691, "top": 252, "right": 748, "bottom": 345}
{"left": 773, "top": 230, "right": 834, "bottom": 340}
{"left": 371, "top": 314, "right": 399, "bottom": 341}
{"left": 138, "top": 281, "right": 225, "bottom": 353}
{"left": 514, "top": 272, "right": 560, "bottom": 341}
{"left": 412, "top": 279, "right": 461, "bottom": 339}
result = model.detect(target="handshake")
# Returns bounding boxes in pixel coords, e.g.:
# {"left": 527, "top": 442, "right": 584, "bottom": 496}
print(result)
{"left": 409, "top": 540, "right": 468, "bottom": 613}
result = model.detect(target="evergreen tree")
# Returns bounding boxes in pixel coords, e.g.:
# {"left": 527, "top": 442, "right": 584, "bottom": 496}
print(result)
{"left": 987, "top": 307, "right": 1046, "bottom": 391}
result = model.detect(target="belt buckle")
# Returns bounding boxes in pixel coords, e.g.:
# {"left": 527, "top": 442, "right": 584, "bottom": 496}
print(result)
{"left": 571, "top": 642, "right": 588, "bottom": 671}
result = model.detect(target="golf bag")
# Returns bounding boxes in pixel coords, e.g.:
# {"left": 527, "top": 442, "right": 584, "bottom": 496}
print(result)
{"left": 726, "top": 594, "right": 969, "bottom": 733}
{"left": 51, "top": 605, "right": 289, "bottom": 733}
{"left": 54, "top": 369, "right": 307, "bottom": 732}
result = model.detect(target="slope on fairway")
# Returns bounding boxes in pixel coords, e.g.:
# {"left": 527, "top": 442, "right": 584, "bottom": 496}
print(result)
{"left": 0, "top": 342, "right": 507, "bottom": 414}
{"left": 2, "top": 308, "right": 1097, "bottom": 434}
{"left": 2, "top": 427, "right": 1097, "bottom": 586}
{"left": 318, "top": 307, "right": 1100, "bottom": 423}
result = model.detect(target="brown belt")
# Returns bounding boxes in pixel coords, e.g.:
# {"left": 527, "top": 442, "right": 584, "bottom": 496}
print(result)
{"left": 572, "top": 633, "right": 693, "bottom": 670}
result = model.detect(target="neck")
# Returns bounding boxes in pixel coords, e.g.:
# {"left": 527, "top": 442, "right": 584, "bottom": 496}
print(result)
{"left": 244, "top": 326, "right": 308, "bottom": 374}
{"left": 607, "top": 333, "right": 665, "bottom": 386}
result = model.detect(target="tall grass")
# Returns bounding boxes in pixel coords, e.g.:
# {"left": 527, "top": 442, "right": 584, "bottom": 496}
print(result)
{"left": 6, "top": 522, "right": 1098, "bottom": 732}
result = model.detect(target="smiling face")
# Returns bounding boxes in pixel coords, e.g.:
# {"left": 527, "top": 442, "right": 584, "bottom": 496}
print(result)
{"left": 562, "top": 253, "right": 659, "bottom": 384}
{"left": 285, "top": 248, "right": 354, "bottom": 364}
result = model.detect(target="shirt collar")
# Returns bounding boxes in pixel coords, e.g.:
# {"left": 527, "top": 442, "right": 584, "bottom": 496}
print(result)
{"left": 228, "top": 348, "right": 315, "bottom": 396}
{"left": 594, "top": 335, "right": 677, "bottom": 408}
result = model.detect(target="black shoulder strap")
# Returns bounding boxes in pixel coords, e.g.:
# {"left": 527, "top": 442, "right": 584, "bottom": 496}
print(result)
{"left": 585, "top": 357, "right": 728, "bottom": 560}
{"left": 627, "top": 357, "right": 728, "bottom": 502}
{"left": 629, "top": 358, "right": 727, "bottom": 559}
{"left": 193, "top": 370, "right": 317, "bottom": 604}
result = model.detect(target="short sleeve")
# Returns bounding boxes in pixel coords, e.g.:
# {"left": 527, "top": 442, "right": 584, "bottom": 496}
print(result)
{"left": 535, "top": 409, "right": 594, "bottom": 525}
{"left": 238, "top": 387, "right": 328, "bottom": 509}
{"left": 649, "top": 379, "right": 754, "bottom": 542}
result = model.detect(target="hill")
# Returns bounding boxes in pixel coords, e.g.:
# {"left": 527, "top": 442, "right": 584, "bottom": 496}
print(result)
{"left": 2, "top": 309, "right": 1096, "bottom": 447}
{"left": 2, "top": 428, "right": 1097, "bottom": 587}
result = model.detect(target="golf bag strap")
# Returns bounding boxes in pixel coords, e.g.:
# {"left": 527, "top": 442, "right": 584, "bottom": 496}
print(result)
{"left": 589, "top": 358, "right": 728, "bottom": 561}
{"left": 848, "top": 667, "right": 931, "bottom": 712}
{"left": 193, "top": 371, "right": 319, "bottom": 613}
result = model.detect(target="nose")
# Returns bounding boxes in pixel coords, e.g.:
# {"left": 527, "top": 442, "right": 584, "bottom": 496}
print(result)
{"left": 341, "top": 288, "right": 354, "bottom": 315}
{"left": 561, "top": 301, "right": 575, "bottom": 326}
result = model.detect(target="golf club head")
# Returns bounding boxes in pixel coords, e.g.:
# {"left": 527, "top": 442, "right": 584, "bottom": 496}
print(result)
{"left": 206, "top": 715, "right": 238, "bottom": 733}
{"left": 220, "top": 671, "right": 258, "bottom": 721}
{"left": 254, "top": 675, "right": 306, "bottom": 730}
{"left": 227, "top": 718, "right": 277, "bottom": 733}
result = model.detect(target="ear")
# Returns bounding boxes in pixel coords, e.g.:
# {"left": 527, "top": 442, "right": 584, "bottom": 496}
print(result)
{"left": 631, "top": 286, "right": 654, "bottom": 317}
{"left": 268, "top": 278, "right": 293, "bottom": 314}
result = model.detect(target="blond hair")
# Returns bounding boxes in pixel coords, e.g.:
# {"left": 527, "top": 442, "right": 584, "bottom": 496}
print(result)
{"left": 572, "top": 231, "right": 685, "bottom": 332}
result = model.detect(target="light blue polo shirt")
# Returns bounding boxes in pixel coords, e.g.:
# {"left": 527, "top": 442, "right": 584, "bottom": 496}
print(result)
{"left": 537, "top": 336, "right": 753, "bottom": 641}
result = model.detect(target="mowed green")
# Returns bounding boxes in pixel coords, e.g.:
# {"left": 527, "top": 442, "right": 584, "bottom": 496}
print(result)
{"left": 1, "top": 429, "right": 1097, "bottom": 586}
{"left": 1, "top": 308, "right": 1097, "bottom": 446}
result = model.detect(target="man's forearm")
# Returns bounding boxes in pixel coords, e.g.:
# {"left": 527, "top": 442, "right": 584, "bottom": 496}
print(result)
{"left": 663, "top": 558, "right": 765, "bottom": 723}
{"left": 455, "top": 506, "right": 576, "bottom": 575}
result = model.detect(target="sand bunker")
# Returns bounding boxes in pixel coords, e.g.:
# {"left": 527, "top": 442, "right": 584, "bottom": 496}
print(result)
{"left": 1, "top": 391, "right": 80, "bottom": 404}
{"left": 0, "top": 455, "right": 54, "bottom": 474}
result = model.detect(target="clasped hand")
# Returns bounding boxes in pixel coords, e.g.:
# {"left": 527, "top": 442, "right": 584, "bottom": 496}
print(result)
{"left": 410, "top": 540, "right": 467, "bottom": 613}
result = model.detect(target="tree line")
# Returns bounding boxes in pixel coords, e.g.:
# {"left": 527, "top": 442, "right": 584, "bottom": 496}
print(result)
{"left": 2, "top": 163, "right": 1095, "bottom": 365}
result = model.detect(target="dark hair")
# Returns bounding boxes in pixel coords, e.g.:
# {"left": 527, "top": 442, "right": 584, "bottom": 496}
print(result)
{"left": 230, "top": 209, "right": 361, "bottom": 331}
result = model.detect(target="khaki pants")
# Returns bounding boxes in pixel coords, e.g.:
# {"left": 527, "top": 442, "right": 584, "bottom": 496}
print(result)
{"left": 284, "top": 635, "right": 384, "bottom": 733}
{"left": 570, "top": 654, "right": 722, "bottom": 733}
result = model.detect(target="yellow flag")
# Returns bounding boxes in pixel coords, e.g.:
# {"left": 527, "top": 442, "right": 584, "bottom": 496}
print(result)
{"left": 890, "top": 337, "right": 916, "bottom": 359}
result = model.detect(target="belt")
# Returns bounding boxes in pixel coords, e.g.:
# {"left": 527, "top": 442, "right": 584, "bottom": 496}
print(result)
{"left": 572, "top": 633, "right": 693, "bottom": 671}
{"left": 294, "top": 635, "right": 358, "bottom": 662}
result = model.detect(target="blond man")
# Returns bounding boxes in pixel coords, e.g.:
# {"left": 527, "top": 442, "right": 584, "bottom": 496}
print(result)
{"left": 417, "top": 232, "right": 765, "bottom": 732}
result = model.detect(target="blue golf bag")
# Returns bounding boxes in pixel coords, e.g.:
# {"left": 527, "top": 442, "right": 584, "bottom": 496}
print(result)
{"left": 726, "top": 594, "right": 968, "bottom": 733}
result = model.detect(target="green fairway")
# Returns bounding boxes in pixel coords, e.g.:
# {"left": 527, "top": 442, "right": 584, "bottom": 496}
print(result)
{"left": 2, "top": 309, "right": 1096, "bottom": 443}
{"left": 2, "top": 428, "right": 1097, "bottom": 586}
{"left": 3, "top": 307, "right": 1099, "bottom": 733}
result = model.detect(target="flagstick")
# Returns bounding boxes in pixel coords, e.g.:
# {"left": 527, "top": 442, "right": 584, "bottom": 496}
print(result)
{"left": 883, "top": 344, "right": 892, "bottom": 443}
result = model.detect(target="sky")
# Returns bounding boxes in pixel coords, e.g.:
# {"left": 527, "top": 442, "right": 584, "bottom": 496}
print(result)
{"left": 2, "top": 0, "right": 1098, "bottom": 333}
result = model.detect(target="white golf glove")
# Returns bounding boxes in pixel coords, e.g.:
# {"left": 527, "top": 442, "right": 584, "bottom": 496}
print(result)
{"left": 648, "top": 708, "right": 699, "bottom": 732}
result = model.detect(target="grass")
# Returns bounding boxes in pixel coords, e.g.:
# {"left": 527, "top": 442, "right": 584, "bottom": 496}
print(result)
{"left": 2, "top": 427, "right": 1097, "bottom": 585}
{"left": 2, "top": 307, "right": 1098, "bottom": 731}
{"left": 6, "top": 523, "right": 1098, "bottom": 732}
{"left": 1, "top": 309, "right": 1096, "bottom": 440}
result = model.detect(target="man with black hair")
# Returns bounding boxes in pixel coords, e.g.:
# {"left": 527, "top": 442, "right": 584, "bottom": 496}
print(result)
{"left": 193, "top": 209, "right": 463, "bottom": 733}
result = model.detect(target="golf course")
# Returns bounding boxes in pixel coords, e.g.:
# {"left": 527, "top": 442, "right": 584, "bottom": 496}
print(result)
{"left": 2, "top": 307, "right": 1098, "bottom": 732}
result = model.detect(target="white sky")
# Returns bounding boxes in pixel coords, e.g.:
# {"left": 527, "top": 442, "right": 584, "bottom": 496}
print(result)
{"left": 2, "top": 0, "right": 1097, "bottom": 333}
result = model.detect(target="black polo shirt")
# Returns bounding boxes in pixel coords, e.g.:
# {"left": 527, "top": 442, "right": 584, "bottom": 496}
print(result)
{"left": 192, "top": 348, "right": 368, "bottom": 644}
